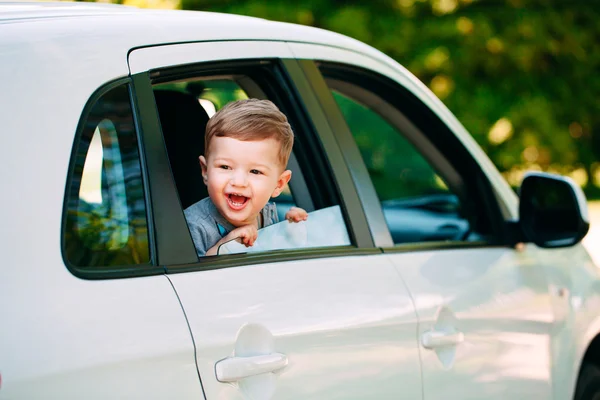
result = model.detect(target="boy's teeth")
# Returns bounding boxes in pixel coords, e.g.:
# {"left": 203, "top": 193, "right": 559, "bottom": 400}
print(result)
{"left": 228, "top": 194, "right": 248, "bottom": 207}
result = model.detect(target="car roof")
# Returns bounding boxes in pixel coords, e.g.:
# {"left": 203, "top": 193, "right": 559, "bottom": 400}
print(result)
{"left": 0, "top": 1, "right": 139, "bottom": 21}
{"left": 0, "top": 2, "right": 380, "bottom": 59}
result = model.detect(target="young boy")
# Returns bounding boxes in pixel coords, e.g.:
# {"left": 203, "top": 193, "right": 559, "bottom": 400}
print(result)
{"left": 184, "top": 99, "right": 308, "bottom": 257}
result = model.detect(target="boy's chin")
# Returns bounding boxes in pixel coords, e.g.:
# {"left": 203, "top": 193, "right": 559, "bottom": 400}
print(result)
{"left": 221, "top": 211, "right": 252, "bottom": 227}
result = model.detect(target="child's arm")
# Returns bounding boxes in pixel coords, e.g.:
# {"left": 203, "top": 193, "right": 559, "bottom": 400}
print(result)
{"left": 285, "top": 206, "right": 308, "bottom": 223}
{"left": 206, "top": 224, "right": 258, "bottom": 256}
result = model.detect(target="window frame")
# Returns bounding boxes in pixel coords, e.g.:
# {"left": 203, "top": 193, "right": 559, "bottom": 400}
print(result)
{"left": 61, "top": 78, "right": 162, "bottom": 280}
{"left": 303, "top": 60, "right": 513, "bottom": 251}
{"left": 131, "top": 58, "right": 380, "bottom": 275}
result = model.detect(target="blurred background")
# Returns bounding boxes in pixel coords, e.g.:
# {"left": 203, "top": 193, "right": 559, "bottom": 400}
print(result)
{"left": 74, "top": 0, "right": 600, "bottom": 254}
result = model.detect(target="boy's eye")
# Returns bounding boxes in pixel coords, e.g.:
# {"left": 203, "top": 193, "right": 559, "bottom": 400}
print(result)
{"left": 250, "top": 169, "right": 262, "bottom": 175}
{"left": 219, "top": 165, "right": 230, "bottom": 170}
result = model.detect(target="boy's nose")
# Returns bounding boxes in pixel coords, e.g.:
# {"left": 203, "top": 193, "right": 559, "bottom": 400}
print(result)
{"left": 230, "top": 171, "right": 248, "bottom": 186}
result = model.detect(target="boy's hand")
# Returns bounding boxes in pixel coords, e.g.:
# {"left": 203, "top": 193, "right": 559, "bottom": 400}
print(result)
{"left": 285, "top": 207, "right": 308, "bottom": 223}
{"left": 206, "top": 224, "right": 258, "bottom": 256}
{"left": 229, "top": 224, "right": 258, "bottom": 247}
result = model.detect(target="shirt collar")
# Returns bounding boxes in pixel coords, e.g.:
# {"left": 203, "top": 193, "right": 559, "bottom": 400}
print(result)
{"left": 207, "top": 199, "right": 236, "bottom": 234}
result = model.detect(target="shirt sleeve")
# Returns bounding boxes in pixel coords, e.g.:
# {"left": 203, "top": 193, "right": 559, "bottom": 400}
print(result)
{"left": 263, "top": 202, "right": 279, "bottom": 227}
{"left": 186, "top": 216, "right": 210, "bottom": 257}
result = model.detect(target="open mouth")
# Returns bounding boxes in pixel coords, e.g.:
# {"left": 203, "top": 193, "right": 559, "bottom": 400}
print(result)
{"left": 226, "top": 193, "right": 249, "bottom": 210}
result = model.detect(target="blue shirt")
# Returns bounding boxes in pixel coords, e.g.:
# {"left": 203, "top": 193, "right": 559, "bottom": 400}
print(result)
{"left": 184, "top": 197, "right": 279, "bottom": 257}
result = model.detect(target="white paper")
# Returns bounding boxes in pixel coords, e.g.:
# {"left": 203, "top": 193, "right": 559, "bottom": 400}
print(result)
{"left": 218, "top": 205, "right": 350, "bottom": 255}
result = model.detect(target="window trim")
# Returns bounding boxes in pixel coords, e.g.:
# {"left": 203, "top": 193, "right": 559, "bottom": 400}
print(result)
{"left": 295, "top": 60, "right": 395, "bottom": 247}
{"left": 309, "top": 61, "right": 512, "bottom": 250}
{"left": 281, "top": 59, "right": 375, "bottom": 248}
{"left": 130, "top": 72, "right": 200, "bottom": 266}
{"left": 166, "top": 246, "right": 383, "bottom": 274}
{"left": 132, "top": 58, "right": 376, "bottom": 274}
{"left": 61, "top": 78, "right": 163, "bottom": 280}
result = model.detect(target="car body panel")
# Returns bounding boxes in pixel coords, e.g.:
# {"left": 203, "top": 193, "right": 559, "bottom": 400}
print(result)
{"left": 0, "top": 271, "right": 201, "bottom": 399}
{"left": 386, "top": 247, "right": 554, "bottom": 399}
{"left": 168, "top": 255, "right": 423, "bottom": 400}
{"left": 539, "top": 244, "right": 600, "bottom": 399}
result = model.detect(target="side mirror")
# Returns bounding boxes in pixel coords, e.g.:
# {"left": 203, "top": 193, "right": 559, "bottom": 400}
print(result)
{"left": 519, "top": 172, "right": 589, "bottom": 248}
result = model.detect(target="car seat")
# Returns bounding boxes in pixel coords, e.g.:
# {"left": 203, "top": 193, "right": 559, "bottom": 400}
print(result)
{"left": 153, "top": 90, "right": 210, "bottom": 209}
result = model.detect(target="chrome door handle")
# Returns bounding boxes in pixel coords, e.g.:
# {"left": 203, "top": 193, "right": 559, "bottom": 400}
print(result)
{"left": 421, "top": 330, "right": 464, "bottom": 349}
{"left": 215, "top": 353, "right": 288, "bottom": 382}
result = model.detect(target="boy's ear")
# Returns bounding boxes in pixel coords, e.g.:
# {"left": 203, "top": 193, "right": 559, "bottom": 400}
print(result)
{"left": 271, "top": 169, "right": 292, "bottom": 198}
{"left": 199, "top": 156, "right": 208, "bottom": 185}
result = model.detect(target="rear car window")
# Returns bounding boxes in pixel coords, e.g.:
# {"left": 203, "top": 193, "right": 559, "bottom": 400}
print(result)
{"left": 151, "top": 69, "right": 349, "bottom": 258}
{"left": 63, "top": 83, "right": 150, "bottom": 267}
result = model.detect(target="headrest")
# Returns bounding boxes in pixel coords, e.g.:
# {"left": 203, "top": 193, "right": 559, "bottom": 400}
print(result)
{"left": 154, "top": 90, "right": 210, "bottom": 209}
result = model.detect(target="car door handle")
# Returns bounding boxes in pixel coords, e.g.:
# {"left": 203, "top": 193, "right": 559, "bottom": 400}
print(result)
{"left": 421, "top": 330, "right": 464, "bottom": 349}
{"left": 215, "top": 353, "right": 288, "bottom": 382}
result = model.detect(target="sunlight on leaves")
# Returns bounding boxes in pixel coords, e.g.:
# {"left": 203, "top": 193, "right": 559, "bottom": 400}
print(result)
{"left": 432, "top": 0, "right": 458, "bottom": 16}
{"left": 456, "top": 17, "right": 474, "bottom": 35}
{"left": 430, "top": 75, "right": 454, "bottom": 99}
{"left": 486, "top": 37, "right": 504, "bottom": 54}
{"left": 123, "top": 0, "right": 179, "bottom": 8}
{"left": 488, "top": 118, "right": 513, "bottom": 145}
{"left": 425, "top": 47, "right": 450, "bottom": 71}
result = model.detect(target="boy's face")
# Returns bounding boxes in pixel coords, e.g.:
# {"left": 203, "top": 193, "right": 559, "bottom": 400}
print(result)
{"left": 200, "top": 136, "right": 291, "bottom": 228}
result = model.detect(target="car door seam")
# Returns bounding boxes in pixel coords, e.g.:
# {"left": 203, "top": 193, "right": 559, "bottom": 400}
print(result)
{"left": 385, "top": 253, "right": 426, "bottom": 399}
{"left": 165, "top": 274, "right": 207, "bottom": 399}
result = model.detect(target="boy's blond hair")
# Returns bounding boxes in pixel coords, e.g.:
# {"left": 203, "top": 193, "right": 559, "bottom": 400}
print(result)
{"left": 204, "top": 99, "right": 294, "bottom": 168}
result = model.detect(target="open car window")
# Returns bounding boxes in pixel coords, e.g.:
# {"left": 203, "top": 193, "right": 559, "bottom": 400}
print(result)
{"left": 150, "top": 64, "right": 352, "bottom": 259}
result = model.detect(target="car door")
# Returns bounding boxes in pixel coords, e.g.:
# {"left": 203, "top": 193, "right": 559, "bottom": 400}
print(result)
{"left": 288, "top": 43, "right": 557, "bottom": 399}
{"left": 128, "top": 41, "right": 423, "bottom": 399}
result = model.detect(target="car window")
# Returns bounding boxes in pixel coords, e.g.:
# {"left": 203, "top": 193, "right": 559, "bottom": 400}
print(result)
{"left": 152, "top": 72, "right": 348, "bottom": 257}
{"left": 323, "top": 78, "right": 478, "bottom": 244}
{"left": 64, "top": 84, "right": 150, "bottom": 267}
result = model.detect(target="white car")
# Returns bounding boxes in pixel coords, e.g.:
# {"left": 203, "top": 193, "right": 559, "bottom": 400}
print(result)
{"left": 1, "top": 2, "right": 598, "bottom": 400}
